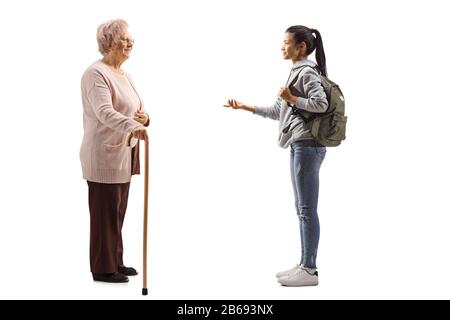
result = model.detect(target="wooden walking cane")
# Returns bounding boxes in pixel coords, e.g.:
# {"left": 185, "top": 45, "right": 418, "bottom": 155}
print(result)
{"left": 142, "top": 135, "right": 149, "bottom": 296}
{"left": 128, "top": 132, "right": 149, "bottom": 296}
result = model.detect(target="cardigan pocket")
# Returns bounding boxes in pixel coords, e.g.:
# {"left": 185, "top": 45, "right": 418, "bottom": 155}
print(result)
{"left": 102, "top": 143, "right": 127, "bottom": 170}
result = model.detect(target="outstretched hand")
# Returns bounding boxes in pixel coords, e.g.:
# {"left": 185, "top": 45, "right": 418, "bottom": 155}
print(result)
{"left": 224, "top": 99, "right": 245, "bottom": 109}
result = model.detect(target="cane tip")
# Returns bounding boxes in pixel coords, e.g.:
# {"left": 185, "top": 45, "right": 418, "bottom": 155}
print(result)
{"left": 142, "top": 288, "right": 148, "bottom": 296}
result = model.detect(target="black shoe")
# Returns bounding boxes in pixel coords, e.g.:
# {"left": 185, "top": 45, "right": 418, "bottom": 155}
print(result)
{"left": 93, "top": 272, "right": 129, "bottom": 283}
{"left": 118, "top": 265, "right": 138, "bottom": 276}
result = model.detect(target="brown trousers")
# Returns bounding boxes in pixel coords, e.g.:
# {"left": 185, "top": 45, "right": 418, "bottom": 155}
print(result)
{"left": 87, "top": 145, "right": 140, "bottom": 274}
{"left": 87, "top": 181, "right": 130, "bottom": 274}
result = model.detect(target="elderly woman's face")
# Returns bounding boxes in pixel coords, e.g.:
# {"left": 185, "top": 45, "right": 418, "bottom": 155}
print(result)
{"left": 114, "top": 29, "right": 134, "bottom": 60}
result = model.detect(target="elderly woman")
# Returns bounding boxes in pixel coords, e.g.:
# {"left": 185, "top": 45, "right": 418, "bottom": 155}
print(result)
{"left": 80, "top": 19, "right": 149, "bottom": 283}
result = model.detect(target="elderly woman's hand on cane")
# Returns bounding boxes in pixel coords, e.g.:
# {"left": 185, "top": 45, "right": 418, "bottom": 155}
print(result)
{"left": 127, "top": 126, "right": 147, "bottom": 146}
{"left": 132, "top": 126, "right": 147, "bottom": 140}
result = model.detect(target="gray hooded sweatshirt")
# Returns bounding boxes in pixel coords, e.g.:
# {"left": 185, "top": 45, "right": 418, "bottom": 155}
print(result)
{"left": 254, "top": 59, "right": 328, "bottom": 148}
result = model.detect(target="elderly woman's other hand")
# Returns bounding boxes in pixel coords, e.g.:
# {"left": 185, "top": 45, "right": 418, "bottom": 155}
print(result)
{"left": 134, "top": 111, "right": 149, "bottom": 126}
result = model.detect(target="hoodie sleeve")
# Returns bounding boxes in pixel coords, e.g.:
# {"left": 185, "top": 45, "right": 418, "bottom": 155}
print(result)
{"left": 254, "top": 97, "right": 282, "bottom": 120}
{"left": 293, "top": 68, "right": 328, "bottom": 113}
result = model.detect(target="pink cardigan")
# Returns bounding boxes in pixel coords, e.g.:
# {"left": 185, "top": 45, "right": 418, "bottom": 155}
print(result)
{"left": 80, "top": 61, "right": 147, "bottom": 183}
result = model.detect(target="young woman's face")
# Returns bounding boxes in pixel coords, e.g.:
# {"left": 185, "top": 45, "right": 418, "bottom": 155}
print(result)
{"left": 281, "top": 32, "right": 305, "bottom": 60}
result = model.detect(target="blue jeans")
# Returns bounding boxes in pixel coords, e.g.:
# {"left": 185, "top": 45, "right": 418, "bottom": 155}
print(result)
{"left": 290, "top": 140, "right": 326, "bottom": 269}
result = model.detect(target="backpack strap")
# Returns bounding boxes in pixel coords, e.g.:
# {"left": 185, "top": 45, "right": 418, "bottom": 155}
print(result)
{"left": 286, "top": 64, "right": 319, "bottom": 88}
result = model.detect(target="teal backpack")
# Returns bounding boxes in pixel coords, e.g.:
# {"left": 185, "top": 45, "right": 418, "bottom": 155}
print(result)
{"left": 291, "top": 66, "right": 347, "bottom": 147}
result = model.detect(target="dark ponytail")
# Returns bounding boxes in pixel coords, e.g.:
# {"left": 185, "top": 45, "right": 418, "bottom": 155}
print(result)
{"left": 285, "top": 25, "right": 327, "bottom": 77}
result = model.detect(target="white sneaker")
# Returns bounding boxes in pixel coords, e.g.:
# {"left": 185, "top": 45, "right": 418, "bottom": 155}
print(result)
{"left": 277, "top": 266, "right": 318, "bottom": 287}
{"left": 276, "top": 264, "right": 302, "bottom": 278}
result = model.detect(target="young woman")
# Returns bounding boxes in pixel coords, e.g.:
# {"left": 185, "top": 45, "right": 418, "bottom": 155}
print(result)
{"left": 225, "top": 26, "right": 328, "bottom": 286}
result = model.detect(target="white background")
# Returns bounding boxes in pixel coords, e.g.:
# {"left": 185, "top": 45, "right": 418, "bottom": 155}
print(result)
{"left": 0, "top": 0, "right": 449, "bottom": 300}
